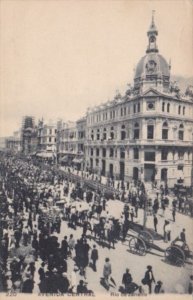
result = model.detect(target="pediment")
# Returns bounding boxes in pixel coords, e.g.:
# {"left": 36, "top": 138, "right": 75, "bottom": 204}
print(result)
{"left": 142, "top": 88, "right": 163, "bottom": 97}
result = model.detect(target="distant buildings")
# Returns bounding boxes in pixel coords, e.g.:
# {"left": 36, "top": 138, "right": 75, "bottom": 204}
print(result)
{"left": 36, "top": 119, "right": 57, "bottom": 159}
{"left": 21, "top": 116, "right": 37, "bottom": 155}
{"left": 5, "top": 131, "right": 22, "bottom": 153}
{"left": 56, "top": 118, "right": 86, "bottom": 170}
{"left": 0, "top": 137, "right": 6, "bottom": 151}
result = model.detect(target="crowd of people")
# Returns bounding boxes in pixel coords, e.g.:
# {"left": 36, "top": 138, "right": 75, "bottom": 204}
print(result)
{"left": 0, "top": 154, "right": 192, "bottom": 295}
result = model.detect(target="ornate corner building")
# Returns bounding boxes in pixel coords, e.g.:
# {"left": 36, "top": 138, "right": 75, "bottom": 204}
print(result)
{"left": 84, "top": 16, "right": 193, "bottom": 188}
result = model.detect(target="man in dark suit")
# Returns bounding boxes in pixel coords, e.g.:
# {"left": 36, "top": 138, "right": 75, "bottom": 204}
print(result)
{"left": 122, "top": 268, "right": 132, "bottom": 293}
{"left": 180, "top": 228, "right": 186, "bottom": 243}
{"left": 144, "top": 265, "right": 155, "bottom": 294}
{"left": 90, "top": 245, "right": 98, "bottom": 272}
{"left": 57, "top": 273, "right": 70, "bottom": 293}
{"left": 153, "top": 215, "right": 158, "bottom": 232}
{"left": 61, "top": 236, "right": 68, "bottom": 259}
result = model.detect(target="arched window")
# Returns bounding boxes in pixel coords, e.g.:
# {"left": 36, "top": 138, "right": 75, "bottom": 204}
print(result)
{"left": 147, "top": 121, "right": 154, "bottom": 139}
{"left": 178, "top": 124, "right": 184, "bottom": 140}
{"left": 133, "top": 167, "right": 139, "bottom": 180}
{"left": 97, "top": 129, "right": 100, "bottom": 140}
{"left": 162, "top": 121, "right": 168, "bottom": 140}
{"left": 161, "top": 149, "right": 168, "bottom": 160}
{"left": 178, "top": 105, "right": 181, "bottom": 115}
{"left": 95, "top": 158, "right": 99, "bottom": 167}
{"left": 102, "top": 148, "right": 106, "bottom": 157}
{"left": 167, "top": 103, "right": 170, "bottom": 113}
{"left": 134, "top": 122, "right": 139, "bottom": 139}
{"left": 120, "top": 150, "right": 125, "bottom": 159}
{"left": 103, "top": 128, "right": 107, "bottom": 140}
{"left": 121, "top": 125, "right": 126, "bottom": 140}
{"left": 133, "top": 148, "right": 139, "bottom": 159}
{"left": 91, "top": 130, "right": 94, "bottom": 140}
{"left": 110, "top": 126, "right": 114, "bottom": 140}
{"left": 110, "top": 148, "right": 114, "bottom": 157}
{"left": 161, "top": 168, "right": 168, "bottom": 181}
{"left": 162, "top": 102, "right": 165, "bottom": 112}
{"left": 183, "top": 106, "right": 185, "bottom": 115}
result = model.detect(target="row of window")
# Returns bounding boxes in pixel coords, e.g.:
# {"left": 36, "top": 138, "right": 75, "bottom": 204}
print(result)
{"left": 89, "top": 101, "right": 188, "bottom": 125}
{"left": 89, "top": 122, "right": 185, "bottom": 141}
{"left": 42, "top": 137, "right": 56, "bottom": 143}
{"left": 89, "top": 102, "right": 142, "bottom": 124}
{"left": 91, "top": 148, "right": 190, "bottom": 161}
{"left": 162, "top": 102, "right": 186, "bottom": 115}
{"left": 42, "top": 129, "right": 57, "bottom": 135}
{"left": 89, "top": 147, "right": 190, "bottom": 162}
{"left": 178, "top": 105, "right": 186, "bottom": 115}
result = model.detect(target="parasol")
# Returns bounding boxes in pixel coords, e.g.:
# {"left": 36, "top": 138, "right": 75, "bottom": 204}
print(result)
{"left": 106, "top": 200, "right": 124, "bottom": 219}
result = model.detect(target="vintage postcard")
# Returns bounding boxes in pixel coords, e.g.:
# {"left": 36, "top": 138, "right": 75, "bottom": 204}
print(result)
{"left": 0, "top": 1, "right": 192, "bottom": 300}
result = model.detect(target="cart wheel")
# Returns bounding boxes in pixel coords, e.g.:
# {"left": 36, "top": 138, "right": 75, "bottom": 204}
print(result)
{"left": 165, "top": 246, "right": 185, "bottom": 267}
{"left": 176, "top": 257, "right": 185, "bottom": 267}
{"left": 129, "top": 236, "right": 146, "bottom": 256}
{"left": 138, "top": 230, "right": 153, "bottom": 250}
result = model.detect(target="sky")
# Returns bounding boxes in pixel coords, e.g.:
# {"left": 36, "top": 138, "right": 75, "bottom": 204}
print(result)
{"left": 0, "top": 0, "right": 192, "bottom": 137}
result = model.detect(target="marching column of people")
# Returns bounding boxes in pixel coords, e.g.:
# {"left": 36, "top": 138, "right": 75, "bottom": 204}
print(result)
{"left": 0, "top": 155, "right": 192, "bottom": 295}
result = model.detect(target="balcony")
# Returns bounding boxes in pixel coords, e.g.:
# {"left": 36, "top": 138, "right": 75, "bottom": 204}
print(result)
{"left": 128, "top": 139, "right": 193, "bottom": 147}
{"left": 85, "top": 139, "right": 128, "bottom": 147}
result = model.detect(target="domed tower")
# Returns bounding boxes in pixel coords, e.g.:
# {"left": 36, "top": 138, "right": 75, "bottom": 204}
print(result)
{"left": 134, "top": 12, "right": 171, "bottom": 94}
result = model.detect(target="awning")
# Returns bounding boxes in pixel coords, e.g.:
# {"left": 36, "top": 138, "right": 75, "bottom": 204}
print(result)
{"left": 36, "top": 152, "right": 53, "bottom": 158}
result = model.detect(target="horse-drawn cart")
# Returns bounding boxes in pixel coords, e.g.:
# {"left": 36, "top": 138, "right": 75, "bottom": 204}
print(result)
{"left": 165, "top": 239, "right": 193, "bottom": 267}
{"left": 126, "top": 229, "right": 192, "bottom": 267}
{"left": 128, "top": 230, "right": 161, "bottom": 256}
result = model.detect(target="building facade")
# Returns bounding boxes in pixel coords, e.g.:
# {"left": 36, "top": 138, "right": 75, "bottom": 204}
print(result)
{"left": 0, "top": 137, "right": 7, "bottom": 151}
{"left": 5, "top": 131, "right": 22, "bottom": 153}
{"left": 84, "top": 17, "right": 193, "bottom": 187}
{"left": 57, "top": 118, "right": 86, "bottom": 169}
{"left": 37, "top": 120, "right": 57, "bottom": 159}
{"left": 21, "top": 116, "right": 38, "bottom": 155}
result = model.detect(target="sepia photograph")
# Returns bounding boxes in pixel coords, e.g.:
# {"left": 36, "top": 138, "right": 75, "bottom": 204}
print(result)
{"left": 0, "top": 0, "right": 193, "bottom": 298}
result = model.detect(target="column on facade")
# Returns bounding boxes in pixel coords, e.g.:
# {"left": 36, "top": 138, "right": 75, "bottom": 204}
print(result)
{"left": 155, "top": 118, "right": 162, "bottom": 140}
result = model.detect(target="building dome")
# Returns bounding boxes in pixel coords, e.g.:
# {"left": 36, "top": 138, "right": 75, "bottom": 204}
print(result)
{"left": 135, "top": 52, "right": 170, "bottom": 80}
{"left": 133, "top": 13, "right": 171, "bottom": 92}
